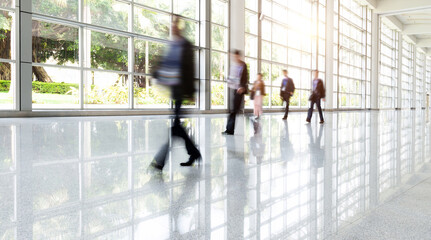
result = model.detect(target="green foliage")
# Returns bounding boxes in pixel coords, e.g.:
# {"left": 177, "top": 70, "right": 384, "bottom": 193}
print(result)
{"left": 0, "top": 80, "right": 10, "bottom": 92}
{"left": 32, "top": 81, "right": 79, "bottom": 95}
{"left": 211, "top": 82, "right": 225, "bottom": 106}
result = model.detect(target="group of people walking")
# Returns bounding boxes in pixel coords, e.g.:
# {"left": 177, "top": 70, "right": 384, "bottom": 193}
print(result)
{"left": 150, "top": 16, "right": 327, "bottom": 170}
{"left": 222, "top": 50, "right": 326, "bottom": 136}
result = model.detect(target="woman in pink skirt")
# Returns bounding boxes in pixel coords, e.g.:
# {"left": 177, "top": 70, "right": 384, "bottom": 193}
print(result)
{"left": 251, "top": 73, "right": 266, "bottom": 120}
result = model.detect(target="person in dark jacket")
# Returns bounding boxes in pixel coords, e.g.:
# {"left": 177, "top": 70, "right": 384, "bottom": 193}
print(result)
{"left": 150, "top": 15, "right": 201, "bottom": 170}
{"left": 222, "top": 50, "right": 249, "bottom": 135}
{"left": 280, "top": 70, "right": 295, "bottom": 120}
{"left": 306, "top": 70, "right": 325, "bottom": 124}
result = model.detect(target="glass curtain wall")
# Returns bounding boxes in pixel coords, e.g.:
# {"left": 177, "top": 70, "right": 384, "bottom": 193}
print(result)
{"left": 0, "top": 1, "right": 16, "bottom": 110}
{"left": 334, "top": 0, "right": 372, "bottom": 109}
{"left": 401, "top": 39, "right": 414, "bottom": 109}
{"left": 415, "top": 51, "right": 425, "bottom": 108}
{"left": 210, "top": 0, "right": 229, "bottom": 109}
{"left": 379, "top": 21, "right": 398, "bottom": 109}
{"left": 245, "top": 0, "right": 325, "bottom": 110}
{"left": 31, "top": 0, "right": 200, "bottom": 109}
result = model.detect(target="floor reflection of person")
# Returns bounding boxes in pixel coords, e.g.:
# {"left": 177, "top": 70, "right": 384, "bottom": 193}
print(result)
{"left": 142, "top": 170, "right": 201, "bottom": 239}
{"left": 280, "top": 121, "right": 294, "bottom": 163}
{"left": 150, "top": 16, "right": 201, "bottom": 170}
{"left": 307, "top": 124, "right": 324, "bottom": 169}
{"left": 250, "top": 120, "right": 265, "bottom": 164}
{"left": 225, "top": 135, "right": 247, "bottom": 239}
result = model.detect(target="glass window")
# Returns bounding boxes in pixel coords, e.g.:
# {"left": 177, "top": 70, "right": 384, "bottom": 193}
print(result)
{"left": 84, "top": 70, "right": 128, "bottom": 108}
{"left": 212, "top": 0, "right": 228, "bottom": 26}
{"left": 32, "top": 66, "right": 80, "bottom": 109}
{"left": 173, "top": 0, "right": 198, "bottom": 20}
{"left": 89, "top": 31, "right": 128, "bottom": 71}
{"left": 211, "top": 25, "right": 227, "bottom": 51}
{"left": 134, "top": 6, "right": 170, "bottom": 40}
{"left": 134, "top": 39, "right": 165, "bottom": 74}
{"left": 135, "top": 0, "right": 171, "bottom": 11}
{"left": 134, "top": 76, "right": 170, "bottom": 108}
{"left": 0, "top": 62, "right": 13, "bottom": 109}
{"left": 86, "top": 0, "right": 129, "bottom": 31}
{"left": 32, "top": 20, "right": 79, "bottom": 66}
{"left": 32, "top": 0, "right": 79, "bottom": 21}
{"left": 0, "top": 10, "right": 13, "bottom": 60}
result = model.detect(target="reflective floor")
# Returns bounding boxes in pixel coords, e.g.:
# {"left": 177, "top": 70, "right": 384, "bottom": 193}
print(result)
{"left": 0, "top": 110, "right": 431, "bottom": 240}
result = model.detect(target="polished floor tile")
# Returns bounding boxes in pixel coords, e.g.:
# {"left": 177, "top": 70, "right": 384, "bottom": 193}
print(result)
{"left": 0, "top": 110, "right": 430, "bottom": 239}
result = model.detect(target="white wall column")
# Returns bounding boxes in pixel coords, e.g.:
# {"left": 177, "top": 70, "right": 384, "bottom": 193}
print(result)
{"left": 199, "top": 0, "right": 211, "bottom": 110}
{"left": 19, "top": 0, "right": 32, "bottom": 111}
{"left": 229, "top": 0, "right": 245, "bottom": 55}
{"left": 370, "top": 13, "right": 379, "bottom": 110}
{"left": 325, "top": 0, "right": 334, "bottom": 110}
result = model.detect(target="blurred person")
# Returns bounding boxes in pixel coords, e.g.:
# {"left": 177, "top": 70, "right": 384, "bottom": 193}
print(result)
{"left": 222, "top": 50, "right": 249, "bottom": 135}
{"left": 150, "top": 15, "right": 201, "bottom": 170}
{"left": 280, "top": 70, "right": 295, "bottom": 120}
{"left": 251, "top": 73, "right": 266, "bottom": 120}
{"left": 280, "top": 121, "right": 294, "bottom": 163}
{"left": 306, "top": 70, "right": 325, "bottom": 124}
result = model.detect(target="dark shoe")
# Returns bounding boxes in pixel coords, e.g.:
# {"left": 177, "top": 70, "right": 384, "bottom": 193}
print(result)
{"left": 180, "top": 153, "right": 202, "bottom": 167}
{"left": 221, "top": 131, "right": 234, "bottom": 135}
{"left": 149, "top": 160, "right": 163, "bottom": 171}
{"left": 306, "top": 119, "right": 311, "bottom": 123}
{"left": 319, "top": 120, "right": 325, "bottom": 124}
{"left": 282, "top": 116, "right": 287, "bottom": 120}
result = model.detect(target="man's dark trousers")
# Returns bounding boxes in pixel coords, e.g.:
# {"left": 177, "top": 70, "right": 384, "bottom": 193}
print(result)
{"left": 306, "top": 99, "right": 324, "bottom": 122}
{"left": 226, "top": 90, "right": 244, "bottom": 134}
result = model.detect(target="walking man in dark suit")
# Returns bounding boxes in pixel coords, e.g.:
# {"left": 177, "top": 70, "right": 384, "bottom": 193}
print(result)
{"left": 280, "top": 70, "right": 295, "bottom": 120}
{"left": 222, "top": 50, "right": 249, "bottom": 135}
{"left": 306, "top": 70, "right": 325, "bottom": 124}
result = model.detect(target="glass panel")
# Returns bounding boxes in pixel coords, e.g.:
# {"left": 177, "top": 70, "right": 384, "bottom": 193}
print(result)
{"left": 32, "top": 66, "right": 80, "bottom": 109}
{"left": 84, "top": 70, "right": 128, "bottom": 108}
{"left": 211, "top": 81, "right": 225, "bottom": 109}
{"left": 245, "top": 0, "right": 257, "bottom": 11}
{"left": 134, "top": 39, "right": 165, "bottom": 74}
{"left": 211, "top": 51, "right": 227, "bottom": 81}
{"left": 271, "top": 87, "right": 283, "bottom": 107}
{"left": 90, "top": 31, "right": 128, "bottom": 71}
{"left": 32, "top": 20, "right": 79, "bottom": 66}
{"left": 212, "top": 0, "right": 227, "bottom": 26}
{"left": 0, "top": 11, "right": 13, "bottom": 60}
{"left": 135, "top": 0, "right": 171, "bottom": 11}
{"left": 87, "top": 0, "right": 128, "bottom": 31}
{"left": 211, "top": 25, "right": 227, "bottom": 51}
{"left": 245, "top": 34, "right": 258, "bottom": 58}
{"left": 182, "top": 18, "right": 198, "bottom": 46}
{"left": 173, "top": 0, "right": 197, "bottom": 20}
{"left": 32, "top": 0, "right": 79, "bottom": 21}
{"left": 245, "top": 11, "right": 258, "bottom": 35}
{"left": 0, "top": 63, "right": 13, "bottom": 109}
{"left": 134, "top": 6, "right": 170, "bottom": 40}
{"left": 134, "top": 76, "right": 170, "bottom": 108}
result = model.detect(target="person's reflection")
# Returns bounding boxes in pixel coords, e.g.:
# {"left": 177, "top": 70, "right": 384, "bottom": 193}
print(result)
{"left": 144, "top": 170, "right": 202, "bottom": 239}
{"left": 225, "top": 135, "right": 247, "bottom": 239}
{"left": 306, "top": 124, "right": 325, "bottom": 169}
{"left": 250, "top": 120, "right": 265, "bottom": 164}
{"left": 280, "top": 121, "right": 294, "bottom": 164}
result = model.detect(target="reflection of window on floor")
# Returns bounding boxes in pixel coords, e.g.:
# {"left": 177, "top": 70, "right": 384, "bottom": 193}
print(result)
{"left": 336, "top": 112, "right": 369, "bottom": 225}
{"left": 400, "top": 111, "right": 413, "bottom": 177}
{"left": 378, "top": 111, "right": 397, "bottom": 194}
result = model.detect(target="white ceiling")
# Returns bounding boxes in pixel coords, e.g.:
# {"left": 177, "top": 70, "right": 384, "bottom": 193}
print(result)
{"left": 367, "top": 0, "right": 431, "bottom": 55}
